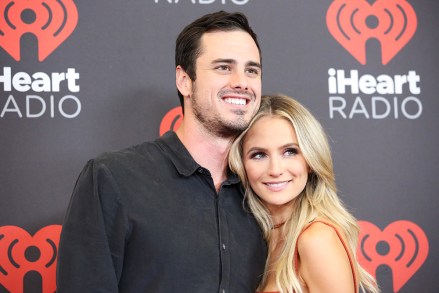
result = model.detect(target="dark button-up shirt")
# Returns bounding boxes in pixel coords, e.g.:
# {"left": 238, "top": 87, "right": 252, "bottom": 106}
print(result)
{"left": 57, "top": 131, "right": 267, "bottom": 292}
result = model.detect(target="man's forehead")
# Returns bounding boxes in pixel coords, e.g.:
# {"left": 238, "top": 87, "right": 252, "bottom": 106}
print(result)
{"left": 198, "top": 30, "right": 260, "bottom": 62}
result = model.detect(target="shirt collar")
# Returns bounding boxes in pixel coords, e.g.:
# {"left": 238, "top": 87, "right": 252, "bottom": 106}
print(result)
{"left": 156, "top": 131, "right": 199, "bottom": 176}
{"left": 156, "top": 131, "right": 240, "bottom": 184}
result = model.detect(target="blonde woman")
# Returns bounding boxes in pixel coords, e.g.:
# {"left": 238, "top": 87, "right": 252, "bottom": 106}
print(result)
{"left": 229, "top": 94, "right": 379, "bottom": 293}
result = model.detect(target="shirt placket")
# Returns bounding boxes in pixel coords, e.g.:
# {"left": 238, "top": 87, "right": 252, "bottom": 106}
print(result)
{"left": 217, "top": 183, "right": 231, "bottom": 293}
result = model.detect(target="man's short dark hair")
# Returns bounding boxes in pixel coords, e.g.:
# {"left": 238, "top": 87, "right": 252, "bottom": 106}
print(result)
{"left": 175, "top": 11, "right": 261, "bottom": 109}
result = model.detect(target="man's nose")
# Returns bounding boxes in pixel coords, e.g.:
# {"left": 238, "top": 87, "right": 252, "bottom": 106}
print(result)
{"left": 229, "top": 70, "right": 248, "bottom": 90}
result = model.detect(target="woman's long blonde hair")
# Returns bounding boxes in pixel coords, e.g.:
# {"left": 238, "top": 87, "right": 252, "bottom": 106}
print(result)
{"left": 229, "top": 94, "right": 379, "bottom": 293}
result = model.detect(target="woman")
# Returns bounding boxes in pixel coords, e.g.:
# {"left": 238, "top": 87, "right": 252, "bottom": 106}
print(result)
{"left": 229, "top": 94, "right": 379, "bottom": 293}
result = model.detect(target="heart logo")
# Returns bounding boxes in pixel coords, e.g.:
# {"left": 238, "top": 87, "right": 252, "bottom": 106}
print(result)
{"left": 326, "top": 0, "right": 417, "bottom": 65}
{"left": 357, "top": 220, "right": 429, "bottom": 292}
{"left": 160, "top": 106, "right": 183, "bottom": 136}
{"left": 0, "top": 0, "right": 78, "bottom": 61}
{"left": 0, "top": 225, "right": 62, "bottom": 293}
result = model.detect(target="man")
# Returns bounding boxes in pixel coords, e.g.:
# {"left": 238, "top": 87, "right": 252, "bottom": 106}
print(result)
{"left": 57, "top": 11, "right": 266, "bottom": 292}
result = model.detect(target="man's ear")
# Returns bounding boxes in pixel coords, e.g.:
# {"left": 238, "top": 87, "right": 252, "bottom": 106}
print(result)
{"left": 176, "top": 66, "right": 192, "bottom": 97}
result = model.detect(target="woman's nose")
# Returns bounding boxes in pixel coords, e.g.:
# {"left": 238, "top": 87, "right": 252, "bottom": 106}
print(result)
{"left": 268, "top": 157, "right": 283, "bottom": 176}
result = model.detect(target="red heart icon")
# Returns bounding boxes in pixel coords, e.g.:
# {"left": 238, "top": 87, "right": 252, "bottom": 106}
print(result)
{"left": 160, "top": 106, "right": 183, "bottom": 136}
{"left": 357, "top": 220, "right": 428, "bottom": 292}
{"left": 326, "top": 0, "right": 417, "bottom": 65}
{"left": 0, "top": 0, "right": 78, "bottom": 61}
{"left": 0, "top": 225, "right": 62, "bottom": 293}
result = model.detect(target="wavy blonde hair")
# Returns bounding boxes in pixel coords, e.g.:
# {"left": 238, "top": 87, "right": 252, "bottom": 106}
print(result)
{"left": 229, "top": 94, "right": 379, "bottom": 293}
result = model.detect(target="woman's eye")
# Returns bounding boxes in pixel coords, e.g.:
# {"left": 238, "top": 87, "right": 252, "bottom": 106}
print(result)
{"left": 284, "top": 148, "right": 298, "bottom": 156}
{"left": 250, "top": 152, "right": 265, "bottom": 160}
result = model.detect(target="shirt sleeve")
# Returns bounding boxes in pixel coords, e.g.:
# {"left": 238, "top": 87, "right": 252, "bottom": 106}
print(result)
{"left": 56, "top": 159, "right": 128, "bottom": 292}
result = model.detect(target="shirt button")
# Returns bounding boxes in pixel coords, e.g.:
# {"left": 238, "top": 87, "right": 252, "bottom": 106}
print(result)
{"left": 222, "top": 243, "right": 226, "bottom": 250}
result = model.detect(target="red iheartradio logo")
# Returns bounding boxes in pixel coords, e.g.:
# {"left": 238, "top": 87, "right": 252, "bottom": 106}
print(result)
{"left": 0, "top": 225, "right": 62, "bottom": 293}
{"left": 357, "top": 220, "right": 429, "bottom": 292}
{"left": 160, "top": 106, "right": 183, "bottom": 136}
{"left": 0, "top": 0, "right": 78, "bottom": 61}
{"left": 326, "top": 0, "right": 417, "bottom": 65}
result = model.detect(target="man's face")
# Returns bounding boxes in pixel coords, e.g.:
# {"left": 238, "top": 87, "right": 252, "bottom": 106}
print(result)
{"left": 188, "top": 30, "right": 262, "bottom": 138}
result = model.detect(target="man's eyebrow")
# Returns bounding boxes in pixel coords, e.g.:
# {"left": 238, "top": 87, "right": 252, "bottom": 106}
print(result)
{"left": 211, "top": 59, "right": 262, "bottom": 69}
{"left": 212, "top": 58, "right": 236, "bottom": 64}
{"left": 246, "top": 61, "right": 262, "bottom": 69}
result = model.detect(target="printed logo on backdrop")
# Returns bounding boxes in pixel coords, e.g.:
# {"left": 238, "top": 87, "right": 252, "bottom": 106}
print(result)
{"left": 0, "top": 0, "right": 78, "bottom": 61}
{"left": 160, "top": 106, "right": 183, "bottom": 136}
{"left": 327, "top": 0, "right": 416, "bottom": 65}
{"left": 154, "top": 0, "right": 249, "bottom": 5}
{"left": 358, "top": 220, "right": 429, "bottom": 293}
{"left": 0, "top": 0, "right": 81, "bottom": 119}
{"left": 0, "top": 225, "right": 62, "bottom": 293}
{"left": 325, "top": 0, "right": 422, "bottom": 120}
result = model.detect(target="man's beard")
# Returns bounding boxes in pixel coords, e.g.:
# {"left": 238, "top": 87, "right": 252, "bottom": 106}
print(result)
{"left": 194, "top": 107, "right": 248, "bottom": 138}
{"left": 191, "top": 93, "right": 251, "bottom": 138}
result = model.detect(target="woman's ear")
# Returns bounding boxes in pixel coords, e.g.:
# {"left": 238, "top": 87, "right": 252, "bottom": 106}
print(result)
{"left": 176, "top": 66, "right": 192, "bottom": 98}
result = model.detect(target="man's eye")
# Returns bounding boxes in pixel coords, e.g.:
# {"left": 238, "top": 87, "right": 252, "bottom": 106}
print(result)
{"left": 216, "top": 65, "right": 231, "bottom": 71}
{"left": 246, "top": 67, "right": 260, "bottom": 76}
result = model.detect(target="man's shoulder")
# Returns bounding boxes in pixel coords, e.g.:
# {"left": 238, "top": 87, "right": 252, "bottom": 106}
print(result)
{"left": 85, "top": 132, "right": 194, "bottom": 179}
{"left": 89, "top": 138, "right": 166, "bottom": 172}
{"left": 97, "top": 140, "right": 156, "bottom": 161}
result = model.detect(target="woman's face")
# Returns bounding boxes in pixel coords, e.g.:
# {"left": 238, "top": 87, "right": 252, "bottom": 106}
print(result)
{"left": 243, "top": 116, "right": 309, "bottom": 217}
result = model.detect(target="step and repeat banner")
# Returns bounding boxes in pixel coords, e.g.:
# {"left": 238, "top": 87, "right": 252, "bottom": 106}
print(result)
{"left": 1, "top": 0, "right": 438, "bottom": 292}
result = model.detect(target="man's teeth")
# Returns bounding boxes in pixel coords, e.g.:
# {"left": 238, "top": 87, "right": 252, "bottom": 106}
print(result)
{"left": 224, "top": 98, "right": 246, "bottom": 105}
{"left": 266, "top": 182, "right": 287, "bottom": 188}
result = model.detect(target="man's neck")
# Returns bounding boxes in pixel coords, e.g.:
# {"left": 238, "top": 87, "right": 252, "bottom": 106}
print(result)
{"left": 176, "top": 122, "right": 233, "bottom": 191}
